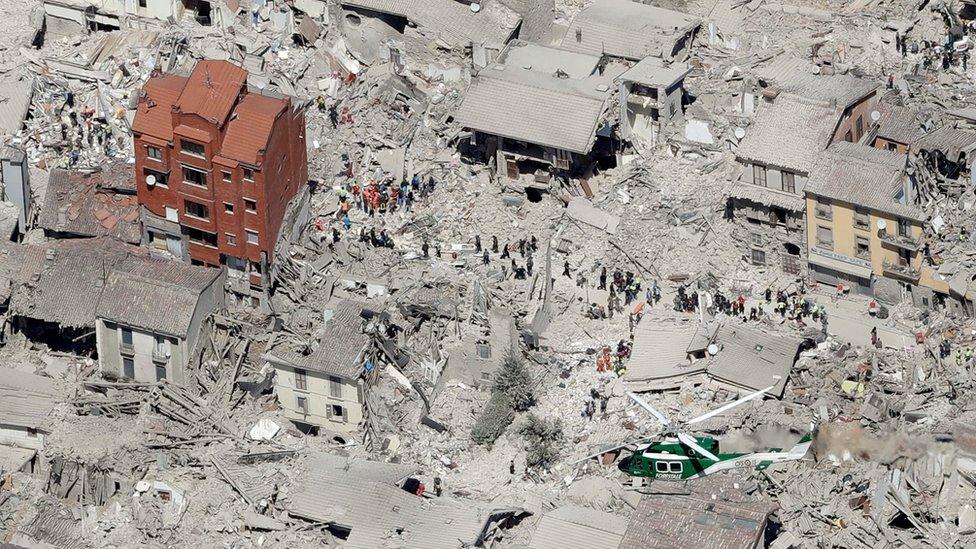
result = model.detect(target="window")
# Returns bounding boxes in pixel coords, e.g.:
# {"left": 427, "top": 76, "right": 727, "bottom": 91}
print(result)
{"left": 181, "top": 140, "right": 205, "bottom": 157}
{"left": 476, "top": 343, "right": 491, "bottom": 359}
{"left": 146, "top": 145, "right": 161, "bottom": 160}
{"left": 246, "top": 230, "right": 259, "bottom": 245}
{"left": 123, "top": 357, "right": 135, "bottom": 379}
{"left": 295, "top": 368, "right": 308, "bottom": 391}
{"left": 855, "top": 116, "right": 864, "bottom": 140}
{"left": 155, "top": 364, "right": 166, "bottom": 381}
{"left": 226, "top": 233, "right": 236, "bottom": 246}
{"left": 243, "top": 198, "right": 257, "bottom": 213}
{"left": 186, "top": 227, "right": 218, "bottom": 247}
{"left": 296, "top": 396, "right": 308, "bottom": 415}
{"left": 249, "top": 260, "right": 262, "bottom": 273}
{"left": 223, "top": 202, "right": 234, "bottom": 213}
{"left": 480, "top": 372, "right": 492, "bottom": 381}
{"left": 752, "top": 164, "right": 767, "bottom": 187}
{"left": 329, "top": 375, "right": 342, "bottom": 398}
{"left": 751, "top": 233, "right": 762, "bottom": 247}
{"left": 751, "top": 248, "right": 766, "bottom": 265}
{"left": 669, "top": 102, "right": 676, "bottom": 117}
{"left": 138, "top": 0, "right": 147, "bottom": 7}
{"left": 668, "top": 462, "right": 682, "bottom": 473}
{"left": 330, "top": 404, "right": 346, "bottom": 420}
{"left": 121, "top": 327, "right": 133, "bottom": 348}
{"left": 144, "top": 168, "right": 168, "bottom": 187}
{"left": 897, "top": 218, "right": 911, "bottom": 238}
{"left": 184, "top": 200, "right": 209, "bottom": 220}
{"left": 655, "top": 461, "right": 669, "bottom": 473}
{"left": 816, "top": 225, "right": 833, "bottom": 249}
{"left": 154, "top": 334, "right": 169, "bottom": 358}
{"left": 815, "top": 198, "right": 832, "bottom": 220}
{"left": 221, "top": 171, "right": 231, "bottom": 182}
{"left": 165, "top": 206, "right": 179, "bottom": 222}
{"left": 898, "top": 248, "right": 912, "bottom": 267}
{"left": 845, "top": 130, "right": 853, "bottom": 142}
{"left": 855, "top": 236, "right": 870, "bottom": 259}
{"left": 243, "top": 168, "right": 254, "bottom": 181}
{"left": 781, "top": 171, "right": 796, "bottom": 194}
{"left": 887, "top": 141, "right": 898, "bottom": 152}
{"left": 854, "top": 207, "right": 870, "bottom": 229}
{"left": 182, "top": 166, "right": 207, "bottom": 188}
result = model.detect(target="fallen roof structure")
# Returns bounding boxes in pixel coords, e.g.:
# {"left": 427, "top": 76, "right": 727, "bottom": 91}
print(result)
{"left": 619, "top": 476, "right": 776, "bottom": 549}
{"left": 37, "top": 164, "right": 141, "bottom": 244}
{"left": 705, "top": 324, "right": 801, "bottom": 398}
{"left": 735, "top": 94, "right": 840, "bottom": 177}
{"left": 340, "top": 0, "right": 522, "bottom": 49}
{"left": 624, "top": 320, "right": 711, "bottom": 391}
{"left": 0, "top": 368, "right": 59, "bottom": 433}
{"left": 755, "top": 55, "right": 879, "bottom": 110}
{"left": 528, "top": 504, "right": 628, "bottom": 549}
{"left": 558, "top": 0, "right": 701, "bottom": 61}
{"left": 286, "top": 457, "right": 520, "bottom": 549}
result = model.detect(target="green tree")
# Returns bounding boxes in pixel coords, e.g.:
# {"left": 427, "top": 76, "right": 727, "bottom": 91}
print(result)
{"left": 519, "top": 414, "right": 564, "bottom": 470}
{"left": 471, "top": 392, "right": 515, "bottom": 446}
{"left": 493, "top": 350, "right": 535, "bottom": 412}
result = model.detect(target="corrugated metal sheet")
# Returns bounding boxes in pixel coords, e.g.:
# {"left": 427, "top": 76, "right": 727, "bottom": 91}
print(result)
{"left": 559, "top": 0, "right": 700, "bottom": 60}
{"left": 220, "top": 93, "right": 287, "bottom": 165}
{"left": 175, "top": 60, "right": 247, "bottom": 124}
{"left": 0, "top": 368, "right": 58, "bottom": 430}
{"left": 735, "top": 94, "right": 837, "bottom": 174}
{"left": 343, "top": 0, "right": 521, "bottom": 47}
{"left": 457, "top": 73, "right": 607, "bottom": 153}
{"left": 529, "top": 505, "right": 628, "bottom": 549}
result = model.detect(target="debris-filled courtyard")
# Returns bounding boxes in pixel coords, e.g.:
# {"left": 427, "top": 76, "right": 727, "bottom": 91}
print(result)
{"left": 3, "top": 0, "right": 976, "bottom": 547}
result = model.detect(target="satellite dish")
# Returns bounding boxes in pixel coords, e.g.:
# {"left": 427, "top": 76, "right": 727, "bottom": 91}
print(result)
{"left": 870, "top": 110, "right": 881, "bottom": 122}
{"left": 877, "top": 219, "right": 887, "bottom": 231}
{"left": 146, "top": 174, "right": 156, "bottom": 187}
{"left": 707, "top": 343, "right": 719, "bottom": 356}
{"left": 470, "top": 2, "right": 481, "bottom": 12}
{"left": 734, "top": 127, "right": 746, "bottom": 139}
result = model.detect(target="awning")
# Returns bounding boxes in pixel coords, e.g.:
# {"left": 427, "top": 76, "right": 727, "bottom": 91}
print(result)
{"left": 808, "top": 250, "right": 872, "bottom": 280}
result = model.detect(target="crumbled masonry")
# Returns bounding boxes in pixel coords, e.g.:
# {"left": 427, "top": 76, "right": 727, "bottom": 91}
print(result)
{"left": 3, "top": 0, "right": 976, "bottom": 547}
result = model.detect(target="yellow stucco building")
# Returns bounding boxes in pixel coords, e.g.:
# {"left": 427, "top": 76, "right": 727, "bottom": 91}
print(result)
{"left": 805, "top": 142, "right": 936, "bottom": 304}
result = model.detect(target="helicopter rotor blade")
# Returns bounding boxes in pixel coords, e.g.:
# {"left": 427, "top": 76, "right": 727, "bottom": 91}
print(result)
{"left": 685, "top": 385, "right": 774, "bottom": 426}
{"left": 627, "top": 392, "right": 671, "bottom": 426}
{"left": 677, "top": 432, "right": 720, "bottom": 462}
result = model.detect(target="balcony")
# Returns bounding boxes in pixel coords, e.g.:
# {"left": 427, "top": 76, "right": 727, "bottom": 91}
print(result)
{"left": 882, "top": 260, "right": 920, "bottom": 282}
{"left": 878, "top": 231, "right": 921, "bottom": 252}
{"left": 152, "top": 346, "right": 170, "bottom": 363}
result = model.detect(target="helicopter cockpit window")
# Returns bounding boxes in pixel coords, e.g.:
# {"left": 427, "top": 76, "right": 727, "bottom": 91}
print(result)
{"left": 669, "top": 462, "right": 682, "bottom": 473}
{"left": 655, "top": 461, "right": 669, "bottom": 473}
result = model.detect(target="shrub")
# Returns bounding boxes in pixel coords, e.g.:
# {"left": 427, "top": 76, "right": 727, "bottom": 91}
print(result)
{"left": 519, "top": 414, "right": 564, "bottom": 470}
{"left": 493, "top": 350, "right": 535, "bottom": 412}
{"left": 471, "top": 392, "right": 515, "bottom": 446}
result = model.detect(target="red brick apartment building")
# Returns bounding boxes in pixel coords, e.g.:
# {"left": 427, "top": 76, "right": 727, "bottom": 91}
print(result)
{"left": 132, "top": 59, "right": 307, "bottom": 304}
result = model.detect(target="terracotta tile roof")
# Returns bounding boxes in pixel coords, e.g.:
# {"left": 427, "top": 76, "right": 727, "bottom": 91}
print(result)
{"left": 0, "top": 369, "right": 58, "bottom": 431}
{"left": 133, "top": 73, "right": 187, "bottom": 141}
{"left": 175, "top": 60, "right": 247, "bottom": 125}
{"left": 37, "top": 165, "right": 141, "bottom": 244}
{"left": 220, "top": 93, "right": 287, "bottom": 165}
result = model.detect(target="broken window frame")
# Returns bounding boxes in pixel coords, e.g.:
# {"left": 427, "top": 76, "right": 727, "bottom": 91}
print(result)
{"left": 815, "top": 198, "right": 832, "bottom": 220}
{"left": 751, "top": 248, "right": 766, "bottom": 265}
{"left": 185, "top": 227, "right": 218, "bottom": 248}
{"left": 242, "top": 167, "right": 255, "bottom": 182}
{"left": 853, "top": 207, "right": 870, "bottom": 230}
{"left": 897, "top": 217, "right": 911, "bottom": 238}
{"left": 144, "top": 168, "right": 168, "bottom": 187}
{"left": 225, "top": 233, "right": 237, "bottom": 246}
{"left": 855, "top": 235, "right": 871, "bottom": 259}
{"left": 816, "top": 225, "right": 833, "bottom": 250}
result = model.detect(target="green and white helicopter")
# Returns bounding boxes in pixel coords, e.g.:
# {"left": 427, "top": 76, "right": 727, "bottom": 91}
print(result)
{"left": 583, "top": 386, "right": 812, "bottom": 481}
